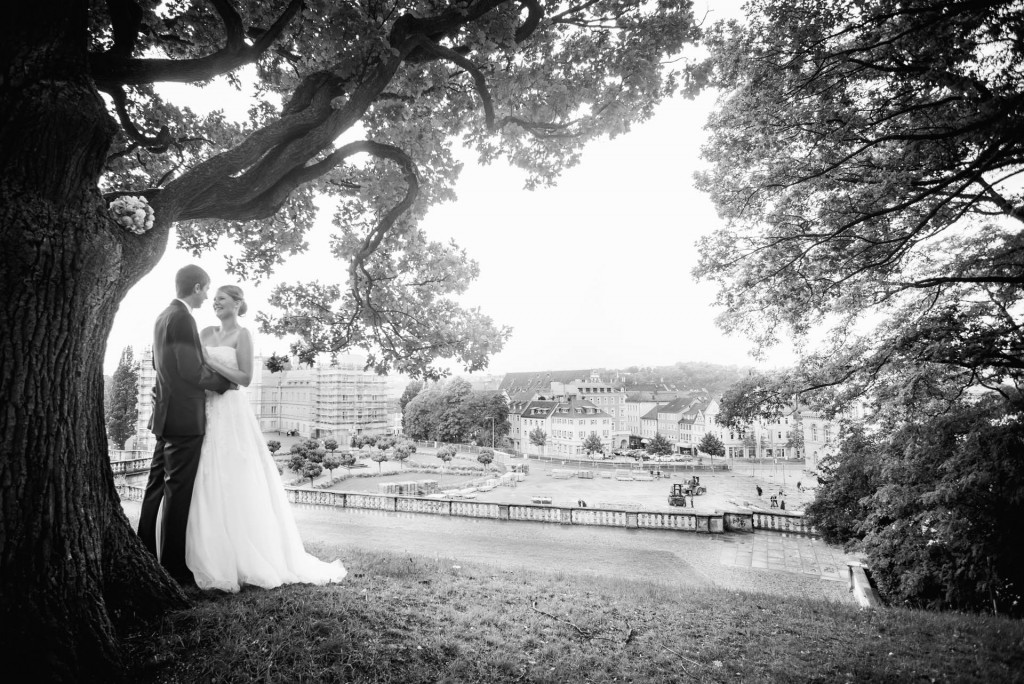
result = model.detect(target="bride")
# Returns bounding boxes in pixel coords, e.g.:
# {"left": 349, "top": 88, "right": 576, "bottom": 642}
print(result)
{"left": 186, "top": 284, "right": 346, "bottom": 592}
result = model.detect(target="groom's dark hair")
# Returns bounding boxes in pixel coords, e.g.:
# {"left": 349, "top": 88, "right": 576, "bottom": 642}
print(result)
{"left": 175, "top": 265, "right": 210, "bottom": 298}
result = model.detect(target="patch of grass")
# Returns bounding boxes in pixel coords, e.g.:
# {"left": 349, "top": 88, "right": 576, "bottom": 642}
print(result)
{"left": 124, "top": 545, "right": 1024, "bottom": 683}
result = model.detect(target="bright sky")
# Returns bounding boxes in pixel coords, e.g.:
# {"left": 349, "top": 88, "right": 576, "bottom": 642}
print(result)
{"left": 104, "top": 1, "right": 796, "bottom": 377}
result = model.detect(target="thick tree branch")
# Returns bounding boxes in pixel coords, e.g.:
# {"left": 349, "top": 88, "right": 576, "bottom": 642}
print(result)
{"left": 90, "top": 0, "right": 303, "bottom": 89}
{"left": 105, "top": 0, "right": 144, "bottom": 58}
{"left": 407, "top": 36, "right": 495, "bottom": 128}
{"left": 107, "top": 86, "right": 172, "bottom": 152}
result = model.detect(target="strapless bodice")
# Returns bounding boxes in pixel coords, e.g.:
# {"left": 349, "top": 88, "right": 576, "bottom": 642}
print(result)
{"left": 205, "top": 345, "right": 238, "bottom": 369}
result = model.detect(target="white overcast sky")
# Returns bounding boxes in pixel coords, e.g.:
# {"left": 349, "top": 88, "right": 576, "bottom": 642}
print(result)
{"left": 104, "top": 1, "right": 796, "bottom": 377}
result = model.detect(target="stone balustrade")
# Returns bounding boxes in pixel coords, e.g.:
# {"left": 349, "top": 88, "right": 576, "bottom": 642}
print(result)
{"left": 117, "top": 483, "right": 817, "bottom": 538}
{"left": 751, "top": 510, "right": 816, "bottom": 535}
{"left": 110, "top": 457, "right": 151, "bottom": 474}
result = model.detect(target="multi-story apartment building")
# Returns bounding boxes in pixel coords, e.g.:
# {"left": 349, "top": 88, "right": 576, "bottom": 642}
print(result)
{"left": 511, "top": 397, "right": 614, "bottom": 457}
{"left": 557, "top": 378, "right": 627, "bottom": 430}
{"left": 256, "top": 354, "right": 389, "bottom": 442}
{"left": 131, "top": 350, "right": 390, "bottom": 449}
{"left": 637, "top": 395, "right": 719, "bottom": 455}
{"left": 713, "top": 403, "right": 862, "bottom": 469}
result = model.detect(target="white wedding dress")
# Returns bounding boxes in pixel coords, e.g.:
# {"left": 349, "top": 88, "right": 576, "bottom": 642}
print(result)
{"left": 185, "top": 345, "right": 346, "bottom": 592}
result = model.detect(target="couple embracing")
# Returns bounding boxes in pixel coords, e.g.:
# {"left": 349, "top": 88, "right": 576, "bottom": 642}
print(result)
{"left": 137, "top": 265, "right": 346, "bottom": 592}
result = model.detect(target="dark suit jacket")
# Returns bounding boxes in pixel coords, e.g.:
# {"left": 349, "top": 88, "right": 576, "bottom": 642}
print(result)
{"left": 148, "top": 299, "right": 232, "bottom": 437}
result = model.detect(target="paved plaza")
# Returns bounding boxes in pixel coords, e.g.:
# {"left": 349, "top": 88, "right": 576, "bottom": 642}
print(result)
{"left": 159, "top": 441, "right": 861, "bottom": 605}
{"left": 122, "top": 495, "right": 862, "bottom": 606}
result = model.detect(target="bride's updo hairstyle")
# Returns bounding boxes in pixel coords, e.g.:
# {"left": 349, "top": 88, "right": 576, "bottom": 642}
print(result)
{"left": 219, "top": 285, "right": 248, "bottom": 316}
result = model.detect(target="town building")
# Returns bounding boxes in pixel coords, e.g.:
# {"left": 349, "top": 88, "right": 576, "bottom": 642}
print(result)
{"left": 510, "top": 397, "right": 615, "bottom": 456}
{"left": 254, "top": 354, "right": 389, "bottom": 441}
{"left": 131, "top": 349, "right": 392, "bottom": 450}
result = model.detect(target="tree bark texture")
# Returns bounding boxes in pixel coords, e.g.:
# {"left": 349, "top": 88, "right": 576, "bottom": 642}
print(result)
{"left": 1, "top": 4, "right": 187, "bottom": 681}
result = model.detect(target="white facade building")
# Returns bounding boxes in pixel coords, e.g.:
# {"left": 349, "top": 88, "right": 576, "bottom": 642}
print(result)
{"left": 131, "top": 349, "right": 390, "bottom": 449}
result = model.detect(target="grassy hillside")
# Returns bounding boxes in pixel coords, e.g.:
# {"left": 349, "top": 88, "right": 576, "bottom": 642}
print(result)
{"left": 125, "top": 545, "right": 1023, "bottom": 683}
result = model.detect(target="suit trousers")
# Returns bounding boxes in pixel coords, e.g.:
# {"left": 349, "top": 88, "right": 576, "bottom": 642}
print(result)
{"left": 138, "top": 434, "right": 204, "bottom": 583}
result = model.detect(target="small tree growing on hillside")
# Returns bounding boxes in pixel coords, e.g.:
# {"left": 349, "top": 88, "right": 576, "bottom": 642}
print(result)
{"left": 267, "top": 440, "right": 282, "bottom": 457}
{"left": 477, "top": 448, "right": 494, "bottom": 472}
{"left": 436, "top": 445, "right": 456, "bottom": 483}
{"left": 646, "top": 433, "right": 674, "bottom": 457}
{"left": 528, "top": 427, "right": 547, "bottom": 456}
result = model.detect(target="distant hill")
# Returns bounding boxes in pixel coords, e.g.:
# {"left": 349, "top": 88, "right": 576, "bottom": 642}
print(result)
{"left": 613, "top": 362, "right": 761, "bottom": 398}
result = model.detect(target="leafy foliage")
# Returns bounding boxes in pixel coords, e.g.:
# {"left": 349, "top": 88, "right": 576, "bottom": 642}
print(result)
{"left": 266, "top": 440, "right": 282, "bottom": 456}
{"left": 477, "top": 448, "right": 494, "bottom": 470}
{"left": 804, "top": 424, "right": 881, "bottom": 546}
{"left": 287, "top": 438, "right": 327, "bottom": 483}
{"left": 807, "top": 396, "right": 1024, "bottom": 616}
{"left": 436, "top": 444, "right": 456, "bottom": 481}
{"left": 322, "top": 453, "right": 343, "bottom": 478}
{"left": 105, "top": 346, "right": 139, "bottom": 449}
{"left": 351, "top": 434, "right": 378, "bottom": 449}
{"left": 528, "top": 427, "right": 547, "bottom": 452}
{"left": 402, "top": 378, "right": 508, "bottom": 443}
{"left": 716, "top": 372, "right": 790, "bottom": 429}
{"left": 646, "top": 433, "right": 674, "bottom": 456}
{"left": 581, "top": 433, "right": 604, "bottom": 456}
{"left": 399, "top": 381, "right": 423, "bottom": 414}
{"left": 695, "top": 0, "right": 1024, "bottom": 401}
{"left": 393, "top": 441, "right": 413, "bottom": 469}
{"left": 369, "top": 448, "right": 389, "bottom": 474}
{"left": 697, "top": 433, "right": 724, "bottom": 458}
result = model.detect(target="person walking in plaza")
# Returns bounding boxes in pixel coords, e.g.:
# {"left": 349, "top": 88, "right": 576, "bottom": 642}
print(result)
{"left": 138, "top": 265, "right": 234, "bottom": 586}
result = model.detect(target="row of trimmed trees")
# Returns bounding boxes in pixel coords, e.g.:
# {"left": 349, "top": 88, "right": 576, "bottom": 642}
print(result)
{"left": 272, "top": 436, "right": 498, "bottom": 485}
{"left": 527, "top": 427, "right": 725, "bottom": 460}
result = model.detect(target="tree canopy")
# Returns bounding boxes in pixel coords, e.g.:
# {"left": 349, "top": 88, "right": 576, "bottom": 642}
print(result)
{"left": 93, "top": 0, "right": 701, "bottom": 379}
{"left": 806, "top": 394, "right": 1024, "bottom": 616}
{"left": 403, "top": 378, "right": 509, "bottom": 443}
{"left": 695, "top": 0, "right": 1024, "bottom": 404}
{"left": 646, "top": 432, "right": 674, "bottom": 455}
{"left": 2, "top": 1, "right": 705, "bottom": 678}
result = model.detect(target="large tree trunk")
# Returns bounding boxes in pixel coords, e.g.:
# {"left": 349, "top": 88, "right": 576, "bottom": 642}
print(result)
{"left": 1, "top": 5, "right": 187, "bottom": 681}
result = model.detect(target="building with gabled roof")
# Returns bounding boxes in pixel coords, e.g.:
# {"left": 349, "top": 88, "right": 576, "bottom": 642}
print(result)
{"left": 509, "top": 397, "right": 615, "bottom": 457}
{"left": 636, "top": 395, "right": 720, "bottom": 455}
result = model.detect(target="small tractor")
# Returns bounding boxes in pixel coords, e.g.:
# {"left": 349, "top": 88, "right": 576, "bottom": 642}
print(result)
{"left": 668, "top": 477, "right": 706, "bottom": 506}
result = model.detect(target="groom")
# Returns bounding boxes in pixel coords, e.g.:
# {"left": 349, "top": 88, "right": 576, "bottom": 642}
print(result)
{"left": 138, "top": 264, "right": 233, "bottom": 585}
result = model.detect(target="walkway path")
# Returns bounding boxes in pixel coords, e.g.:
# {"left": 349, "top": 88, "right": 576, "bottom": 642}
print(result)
{"left": 121, "top": 500, "right": 860, "bottom": 606}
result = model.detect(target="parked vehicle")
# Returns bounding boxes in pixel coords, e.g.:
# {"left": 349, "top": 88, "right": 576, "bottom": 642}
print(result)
{"left": 668, "top": 478, "right": 706, "bottom": 506}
